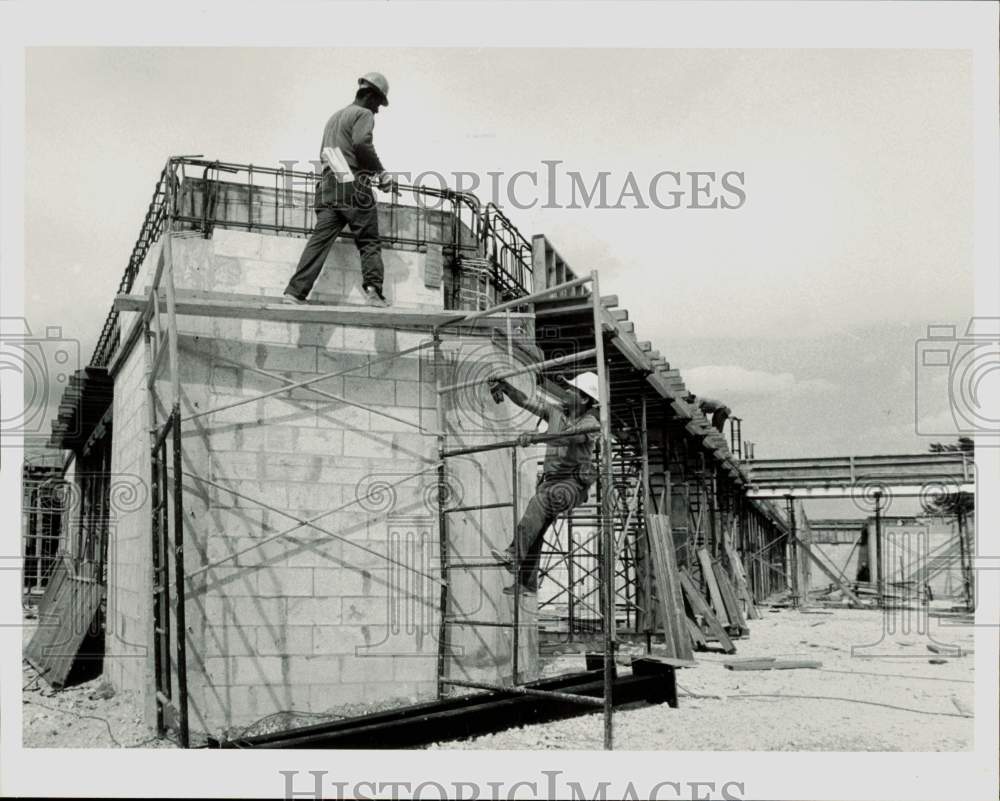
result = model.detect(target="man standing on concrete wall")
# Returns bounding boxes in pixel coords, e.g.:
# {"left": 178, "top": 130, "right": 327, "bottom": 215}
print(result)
{"left": 488, "top": 372, "right": 601, "bottom": 595}
{"left": 284, "top": 72, "right": 395, "bottom": 307}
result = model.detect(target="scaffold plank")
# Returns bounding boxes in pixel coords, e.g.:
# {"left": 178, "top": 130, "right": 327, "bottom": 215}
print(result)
{"left": 114, "top": 293, "right": 532, "bottom": 330}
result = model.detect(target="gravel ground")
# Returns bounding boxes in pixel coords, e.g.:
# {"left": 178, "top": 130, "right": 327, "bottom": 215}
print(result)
{"left": 21, "top": 614, "right": 177, "bottom": 749}
{"left": 430, "top": 606, "right": 975, "bottom": 751}
{"left": 22, "top": 605, "right": 974, "bottom": 751}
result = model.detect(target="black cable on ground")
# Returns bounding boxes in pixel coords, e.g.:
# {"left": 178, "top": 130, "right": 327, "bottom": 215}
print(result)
{"left": 23, "top": 697, "right": 122, "bottom": 747}
{"left": 676, "top": 683, "right": 972, "bottom": 719}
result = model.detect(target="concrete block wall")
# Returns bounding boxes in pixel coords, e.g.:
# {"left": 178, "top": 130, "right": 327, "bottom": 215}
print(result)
{"left": 107, "top": 218, "right": 540, "bottom": 737}
{"left": 105, "top": 336, "right": 155, "bottom": 725}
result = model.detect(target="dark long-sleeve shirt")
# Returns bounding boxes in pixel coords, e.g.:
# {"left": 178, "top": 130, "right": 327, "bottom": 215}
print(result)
{"left": 320, "top": 102, "right": 385, "bottom": 176}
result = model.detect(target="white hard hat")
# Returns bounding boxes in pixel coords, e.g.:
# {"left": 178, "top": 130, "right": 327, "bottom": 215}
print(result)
{"left": 358, "top": 72, "right": 389, "bottom": 105}
{"left": 563, "top": 371, "right": 601, "bottom": 403}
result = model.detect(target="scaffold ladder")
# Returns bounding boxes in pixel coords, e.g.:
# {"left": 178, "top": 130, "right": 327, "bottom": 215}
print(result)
{"left": 430, "top": 272, "right": 619, "bottom": 749}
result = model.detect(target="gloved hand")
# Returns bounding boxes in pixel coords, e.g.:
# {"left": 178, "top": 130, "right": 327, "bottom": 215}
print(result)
{"left": 487, "top": 377, "right": 505, "bottom": 404}
{"left": 378, "top": 171, "right": 399, "bottom": 195}
{"left": 516, "top": 432, "right": 533, "bottom": 448}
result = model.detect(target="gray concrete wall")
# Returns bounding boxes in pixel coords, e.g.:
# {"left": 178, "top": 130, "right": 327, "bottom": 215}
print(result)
{"left": 106, "top": 224, "right": 539, "bottom": 738}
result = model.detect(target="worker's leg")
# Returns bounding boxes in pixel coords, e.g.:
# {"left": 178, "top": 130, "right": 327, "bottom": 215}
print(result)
{"left": 284, "top": 206, "right": 348, "bottom": 300}
{"left": 516, "top": 480, "right": 583, "bottom": 589}
{"left": 344, "top": 200, "right": 385, "bottom": 295}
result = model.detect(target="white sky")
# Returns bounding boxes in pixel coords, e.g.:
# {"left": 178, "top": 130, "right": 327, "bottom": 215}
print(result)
{"left": 25, "top": 47, "right": 975, "bottom": 474}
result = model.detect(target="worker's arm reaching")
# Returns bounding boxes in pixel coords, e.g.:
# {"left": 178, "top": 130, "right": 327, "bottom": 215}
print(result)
{"left": 488, "top": 378, "right": 552, "bottom": 421}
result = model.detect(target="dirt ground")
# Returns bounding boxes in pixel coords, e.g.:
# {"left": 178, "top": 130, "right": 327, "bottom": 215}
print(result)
{"left": 22, "top": 605, "right": 975, "bottom": 750}
{"left": 432, "top": 606, "right": 976, "bottom": 751}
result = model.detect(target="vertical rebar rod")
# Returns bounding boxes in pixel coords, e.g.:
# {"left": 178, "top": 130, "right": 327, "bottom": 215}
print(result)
{"left": 171, "top": 410, "right": 189, "bottom": 748}
{"left": 590, "top": 271, "right": 614, "bottom": 751}
{"left": 567, "top": 517, "right": 575, "bottom": 640}
{"left": 874, "top": 492, "right": 883, "bottom": 607}
{"left": 786, "top": 496, "right": 798, "bottom": 607}
{"left": 640, "top": 396, "right": 653, "bottom": 651}
{"left": 433, "top": 330, "right": 449, "bottom": 699}
{"left": 511, "top": 445, "right": 520, "bottom": 685}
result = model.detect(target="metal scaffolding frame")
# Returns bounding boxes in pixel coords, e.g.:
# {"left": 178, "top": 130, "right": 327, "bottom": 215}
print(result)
{"left": 118, "top": 158, "right": 629, "bottom": 750}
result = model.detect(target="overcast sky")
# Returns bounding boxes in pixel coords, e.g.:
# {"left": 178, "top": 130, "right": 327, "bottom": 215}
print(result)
{"left": 24, "top": 47, "right": 975, "bottom": 514}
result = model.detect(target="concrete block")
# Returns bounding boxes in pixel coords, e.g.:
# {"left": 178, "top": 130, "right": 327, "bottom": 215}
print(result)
{"left": 261, "top": 235, "right": 306, "bottom": 263}
{"left": 340, "top": 654, "right": 395, "bottom": 684}
{"left": 232, "top": 654, "right": 286, "bottom": 685}
{"left": 256, "top": 567, "right": 314, "bottom": 597}
{"left": 308, "top": 683, "right": 367, "bottom": 711}
{"left": 213, "top": 229, "right": 263, "bottom": 260}
{"left": 211, "top": 451, "right": 263, "bottom": 482}
{"left": 286, "top": 596, "right": 343, "bottom": 626}
{"left": 201, "top": 566, "right": 258, "bottom": 596}
{"left": 239, "top": 258, "right": 291, "bottom": 292}
{"left": 255, "top": 625, "right": 313, "bottom": 655}
{"left": 294, "top": 428, "right": 345, "bottom": 455}
{"left": 396, "top": 331, "right": 434, "bottom": 351}
{"left": 313, "top": 567, "right": 387, "bottom": 597}
{"left": 316, "top": 350, "right": 372, "bottom": 380}
{"left": 264, "top": 453, "right": 326, "bottom": 483}
{"left": 284, "top": 539, "right": 343, "bottom": 568}
{"left": 223, "top": 480, "right": 289, "bottom": 512}
{"left": 312, "top": 625, "right": 372, "bottom": 656}
{"left": 342, "top": 376, "right": 395, "bottom": 407}
{"left": 393, "top": 655, "right": 438, "bottom": 682}
{"left": 202, "top": 627, "right": 257, "bottom": 658}
{"left": 287, "top": 482, "right": 342, "bottom": 514}
{"left": 369, "top": 354, "right": 423, "bottom": 381}
{"left": 340, "top": 595, "right": 388, "bottom": 625}
{"left": 342, "top": 429, "right": 395, "bottom": 459}
{"left": 368, "top": 406, "right": 423, "bottom": 434}
{"left": 203, "top": 656, "right": 235, "bottom": 686}
{"left": 286, "top": 655, "right": 342, "bottom": 685}
{"left": 206, "top": 596, "right": 285, "bottom": 627}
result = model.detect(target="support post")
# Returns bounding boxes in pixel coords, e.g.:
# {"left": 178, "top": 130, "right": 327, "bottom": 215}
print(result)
{"left": 591, "top": 271, "right": 615, "bottom": 751}
{"left": 956, "top": 505, "right": 973, "bottom": 612}
{"left": 786, "top": 496, "right": 798, "bottom": 608}
{"left": 874, "top": 491, "right": 883, "bottom": 607}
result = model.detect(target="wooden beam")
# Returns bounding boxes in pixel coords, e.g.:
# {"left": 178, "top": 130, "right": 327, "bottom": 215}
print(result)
{"left": 115, "top": 293, "right": 532, "bottom": 330}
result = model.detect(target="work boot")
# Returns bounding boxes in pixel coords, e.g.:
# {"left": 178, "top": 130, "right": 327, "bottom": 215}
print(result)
{"left": 490, "top": 547, "right": 515, "bottom": 575}
{"left": 283, "top": 293, "right": 307, "bottom": 305}
{"left": 364, "top": 285, "right": 390, "bottom": 308}
{"left": 502, "top": 575, "right": 542, "bottom": 595}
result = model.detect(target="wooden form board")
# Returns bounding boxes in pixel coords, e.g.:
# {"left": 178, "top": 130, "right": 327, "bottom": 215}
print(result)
{"left": 724, "top": 542, "right": 760, "bottom": 620}
{"left": 678, "top": 569, "right": 736, "bottom": 654}
{"left": 115, "top": 292, "right": 533, "bottom": 331}
{"left": 696, "top": 548, "right": 730, "bottom": 627}
{"left": 712, "top": 561, "right": 748, "bottom": 634}
{"left": 24, "top": 554, "right": 105, "bottom": 689}
{"left": 646, "top": 515, "right": 694, "bottom": 660}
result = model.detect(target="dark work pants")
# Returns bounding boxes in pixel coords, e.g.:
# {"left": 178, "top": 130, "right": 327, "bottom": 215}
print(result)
{"left": 509, "top": 478, "right": 588, "bottom": 589}
{"left": 284, "top": 197, "right": 385, "bottom": 301}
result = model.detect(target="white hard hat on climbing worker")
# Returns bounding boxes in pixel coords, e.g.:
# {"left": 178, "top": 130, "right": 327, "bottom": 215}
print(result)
{"left": 358, "top": 72, "right": 389, "bottom": 106}
{"left": 564, "top": 371, "right": 601, "bottom": 403}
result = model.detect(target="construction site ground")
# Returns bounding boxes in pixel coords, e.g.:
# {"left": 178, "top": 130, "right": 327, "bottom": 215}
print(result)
{"left": 433, "top": 606, "right": 976, "bottom": 751}
{"left": 22, "top": 606, "right": 974, "bottom": 750}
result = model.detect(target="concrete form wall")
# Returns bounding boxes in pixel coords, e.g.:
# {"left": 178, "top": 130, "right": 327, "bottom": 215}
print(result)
{"left": 105, "top": 335, "right": 155, "bottom": 722}
{"left": 106, "top": 222, "right": 538, "bottom": 737}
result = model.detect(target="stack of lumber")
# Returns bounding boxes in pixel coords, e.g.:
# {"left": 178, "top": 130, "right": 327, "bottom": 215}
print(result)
{"left": 646, "top": 515, "right": 694, "bottom": 660}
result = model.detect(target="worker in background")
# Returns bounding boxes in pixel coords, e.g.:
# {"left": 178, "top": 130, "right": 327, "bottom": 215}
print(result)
{"left": 284, "top": 72, "right": 395, "bottom": 308}
{"left": 488, "top": 372, "right": 601, "bottom": 595}
{"left": 685, "top": 392, "right": 731, "bottom": 433}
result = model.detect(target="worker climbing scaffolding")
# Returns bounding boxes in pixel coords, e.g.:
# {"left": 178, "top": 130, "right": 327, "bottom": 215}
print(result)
{"left": 488, "top": 371, "right": 602, "bottom": 595}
